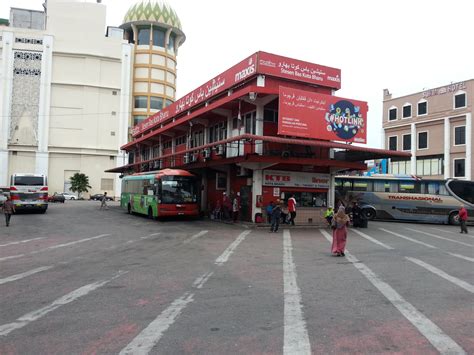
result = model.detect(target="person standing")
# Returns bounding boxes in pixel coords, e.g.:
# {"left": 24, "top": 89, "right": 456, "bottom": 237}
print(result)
{"left": 459, "top": 205, "right": 468, "bottom": 234}
{"left": 2, "top": 196, "right": 16, "bottom": 227}
{"left": 222, "top": 192, "right": 232, "bottom": 220}
{"left": 232, "top": 192, "right": 241, "bottom": 222}
{"left": 287, "top": 194, "right": 297, "bottom": 226}
{"left": 100, "top": 192, "right": 109, "bottom": 210}
{"left": 331, "top": 206, "right": 350, "bottom": 257}
{"left": 270, "top": 200, "right": 282, "bottom": 233}
{"left": 351, "top": 202, "right": 362, "bottom": 227}
{"left": 266, "top": 201, "right": 274, "bottom": 223}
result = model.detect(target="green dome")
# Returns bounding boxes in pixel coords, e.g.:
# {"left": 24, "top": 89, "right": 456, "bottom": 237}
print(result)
{"left": 123, "top": 0, "right": 182, "bottom": 30}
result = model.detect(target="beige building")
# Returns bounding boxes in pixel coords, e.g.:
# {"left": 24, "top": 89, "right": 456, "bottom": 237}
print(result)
{"left": 382, "top": 80, "right": 473, "bottom": 180}
{"left": 0, "top": 0, "right": 185, "bottom": 197}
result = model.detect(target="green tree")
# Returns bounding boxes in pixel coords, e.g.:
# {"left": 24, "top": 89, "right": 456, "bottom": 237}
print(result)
{"left": 69, "top": 173, "right": 91, "bottom": 199}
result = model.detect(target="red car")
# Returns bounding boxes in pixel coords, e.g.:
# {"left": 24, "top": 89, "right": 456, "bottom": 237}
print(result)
{"left": 48, "top": 193, "right": 65, "bottom": 203}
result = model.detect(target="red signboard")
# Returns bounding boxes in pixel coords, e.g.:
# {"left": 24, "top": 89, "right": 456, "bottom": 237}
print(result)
{"left": 278, "top": 87, "right": 367, "bottom": 143}
{"left": 257, "top": 52, "right": 341, "bottom": 90}
{"left": 132, "top": 53, "right": 258, "bottom": 137}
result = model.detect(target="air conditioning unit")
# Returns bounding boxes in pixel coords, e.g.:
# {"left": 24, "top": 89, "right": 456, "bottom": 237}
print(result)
{"left": 237, "top": 166, "right": 250, "bottom": 177}
{"left": 189, "top": 153, "right": 197, "bottom": 163}
{"left": 183, "top": 153, "right": 190, "bottom": 164}
{"left": 215, "top": 144, "right": 225, "bottom": 156}
{"left": 153, "top": 160, "right": 162, "bottom": 169}
{"left": 202, "top": 148, "right": 211, "bottom": 159}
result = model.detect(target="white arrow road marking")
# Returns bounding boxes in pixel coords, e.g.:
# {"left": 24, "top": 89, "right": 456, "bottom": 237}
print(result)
{"left": 319, "top": 229, "right": 466, "bottom": 355}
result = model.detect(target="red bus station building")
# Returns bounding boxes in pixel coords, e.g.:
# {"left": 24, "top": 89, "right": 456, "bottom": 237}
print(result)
{"left": 110, "top": 52, "right": 409, "bottom": 223}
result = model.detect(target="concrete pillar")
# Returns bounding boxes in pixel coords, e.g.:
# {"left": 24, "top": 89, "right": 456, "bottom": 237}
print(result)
{"left": 410, "top": 123, "right": 416, "bottom": 175}
{"left": 255, "top": 102, "right": 264, "bottom": 154}
{"left": 35, "top": 35, "right": 54, "bottom": 177}
{"left": 328, "top": 174, "right": 335, "bottom": 208}
{"left": 251, "top": 169, "right": 263, "bottom": 222}
{"left": 444, "top": 117, "right": 450, "bottom": 179}
{"left": 466, "top": 113, "right": 472, "bottom": 180}
{"left": 0, "top": 31, "right": 14, "bottom": 186}
{"left": 201, "top": 172, "right": 208, "bottom": 212}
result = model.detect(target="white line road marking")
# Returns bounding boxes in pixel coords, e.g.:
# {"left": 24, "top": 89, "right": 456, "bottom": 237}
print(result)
{"left": 379, "top": 228, "right": 437, "bottom": 248}
{"left": 192, "top": 272, "right": 214, "bottom": 289}
{"left": 141, "top": 233, "right": 161, "bottom": 240}
{"left": 447, "top": 253, "right": 474, "bottom": 263}
{"left": 1, "top": 234, "right": 113, "bottom": 262}
{"left": 430, "top": 227, "right": 474, "bottom": 239}
{"left": 183, "top": 230, "right": 208, "bottom": 244}
{"left": 0, "top": 237, "right": 46, "bottom": 248}
{"left": 215, "top": 230, "right": 251, "bottom": 265}
{"left": 0, "top": 266, "right": 53, "bottom": 286}
{"left": 283, "top": 230, "right": 311, "bottom": 355}
{"left": 119, "top": 293, "right": 195, "bottom": 355}
{"left": 120, "top": 230, "right": 251, "bottom": 354}
{"left": 406, "top": 257, "right": 474, "bottom": 294}
{"left": 0, "top": 270, "right": 128, "bottom": 336}
{"left": 0, "top": 254, "right": 25, "bottom": 262}
{"left": 406, "top": 228, "right": 474, "bottom": 247}
{"left": 319, "top": 229, "right": 466, "bottom": 355}
{"left": 351, "top": 229, "right": 394, "bottom": 250}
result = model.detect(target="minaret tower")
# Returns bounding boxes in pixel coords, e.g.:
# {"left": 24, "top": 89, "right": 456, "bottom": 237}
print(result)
{"left": 121, "top": 0, "right": 185, "bottom": 128}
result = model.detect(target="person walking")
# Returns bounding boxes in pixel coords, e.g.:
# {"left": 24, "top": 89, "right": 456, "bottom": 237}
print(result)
{"left": 232, "top": 192, "right": 241, "bottom": 222}
{"left": 331, "top": 206, "right": 350, "bottom": 257}
{"left": 459, "top": 205, "right": 468, "bottom": 234}
{"left": 324, "top": 206, "right": 334, "bottom": 227}
{"left": 270, "top": 200, "right": 282, "bottom": 233}
{"left": 100, "top": 192, "right": 109, "bottom": 210}
{"left": 2, "top": 195, "right": 16, "bottom": 227}
{"left": 287, "top": 194, "right": 297, "bottom": 226}
{"left": 266, "top": 201, "right": 274, "bottom": 223}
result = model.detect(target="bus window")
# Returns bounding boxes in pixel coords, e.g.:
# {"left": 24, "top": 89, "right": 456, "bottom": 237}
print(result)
{"left": 342, "top": 181, "right": 352, "bottom": 190}
{"left": 426, "top": 182, "right": 447, "bottom": 195}
{"left": 447, "top": 180, "right": 474, "bottom": 204}
{"left": 399, "top": 182, "right": 421, "bottom": 193}
{"left": 353, "top": 181, "right": 373, "bottom": 192}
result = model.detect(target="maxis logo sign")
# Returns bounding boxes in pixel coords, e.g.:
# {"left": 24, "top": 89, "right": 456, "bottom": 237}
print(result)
{"left": 234, "top": 57, "right": 256, "bottom": 82}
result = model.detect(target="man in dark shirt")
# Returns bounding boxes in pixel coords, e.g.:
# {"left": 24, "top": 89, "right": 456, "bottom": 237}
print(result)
{"left": 2, "top": 196, "right": 16, "bottom": 227}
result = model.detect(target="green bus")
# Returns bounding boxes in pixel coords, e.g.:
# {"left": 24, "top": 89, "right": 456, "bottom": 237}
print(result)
{"left": 121, "top": 169, "right": 199, "bottom": 218}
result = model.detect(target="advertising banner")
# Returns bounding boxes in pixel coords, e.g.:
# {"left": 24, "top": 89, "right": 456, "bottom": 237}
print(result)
{"left": 263, "top": 170, "right": 330, "bottom": 189}
{"left": 132, "top": 53, "right": 258, "bottom": 137}
{"left": 278, "top": 86, "right": 368, "bottom": 143}
{"left": 257, "top": 52, "right": 341, "bottom": 90}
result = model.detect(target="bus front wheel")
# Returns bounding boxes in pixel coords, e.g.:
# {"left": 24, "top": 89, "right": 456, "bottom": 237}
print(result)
{"left": 449, "top": 212, "right": 459, "bottom": 225}
{"left": 362, "top": 208, "right": 376, "bottom": 220}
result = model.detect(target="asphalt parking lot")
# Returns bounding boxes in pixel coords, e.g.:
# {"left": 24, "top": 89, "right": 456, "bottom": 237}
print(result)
{"left": 0, "top": 201, "right": 473, "bottom": 354}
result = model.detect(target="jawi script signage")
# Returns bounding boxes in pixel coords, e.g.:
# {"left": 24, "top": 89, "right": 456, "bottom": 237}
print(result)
{"left": 278, "top": 87, "right": 368, "bottom": 143}
{"left": 264, "top": 170, "right": 330, "bottom": 189}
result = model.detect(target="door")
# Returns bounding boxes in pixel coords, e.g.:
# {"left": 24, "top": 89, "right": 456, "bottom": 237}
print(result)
{"left": 240, "top": 185, "right": 252, "bottom": 221}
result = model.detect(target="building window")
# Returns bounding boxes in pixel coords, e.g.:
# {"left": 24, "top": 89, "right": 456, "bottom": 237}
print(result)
{"left": 388, "top": 107, "right": 397, "bottom": 121}
{"left": 134, "top": 96, "right": 147, "bottom": 109}
{"left": 264, "top": 108, "right": 278, "bottom": 122}
{"left": 415, "top": 156, "right": 444, "bottom": 176}
{"left": 152, "top": 28, "right": 165, "bottom": 47}
{"left": 417, "top": 100, "right": 427, "bottom": 116}
{"left": 168, "top": 33, "right": 175, "bottom": 51}
{"left": 133, "top": 115, "right": 147, "bottom": 126}
{"left": 390, "top": 159, "right": 411, "bottom": 175}
{"left": 175, "top": 135, "right": 186, "bottom": 146}
{"left": 418, "top": 131, "right": 428, "bottom": 150}
{"left": 165, "top": 99, "right": 173, "bottom": 107}
{"left": 402, "top": 134, "right": 411, "bottom": 151}
{"left": 190, "top": 130, "right": 204, "bottom": 148}
{"left": 216, "top": 172, "right": 227, "bottom": 190}
{"left": 137, "top": 27, "right": 150, "bottom": 45}
{"left": 454, "top": 158, "right": 465, "bottom": 177}
{"left": 402, "top": 104, "right": 412, "bottom": 119}
{"left": 100, "top": 178, "right": 114, "bottom": 191}
{"left": 209, "top": 122, "right": 227, "bottom": 143}
{"left": 150, "top": 96, "right": 163, "bottom": 110}
{"left": 388, "top": 136, "right": 397, "bottom": 151}
{"left": 454, "top": 126, "right": 466, "bottom": 146}
{"left": 454, "top": 92, "right": 466, "bottom": 109}
{"left": 163, "top": 140, "right": 172, "bottom": 150}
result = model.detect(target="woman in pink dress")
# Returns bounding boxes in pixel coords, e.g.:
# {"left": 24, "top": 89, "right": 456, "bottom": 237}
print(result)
{"left": 332, "top": 206, "right": 350, "bottom": 257}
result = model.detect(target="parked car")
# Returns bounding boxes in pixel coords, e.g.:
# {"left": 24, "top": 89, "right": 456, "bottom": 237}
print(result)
{"left": 59, "top": 192, "right": 77, "bottom": 200}
{"left": 89, "top": 194, "right": 114, "bottom": 201}
{"left": 48, "top": 193, "right": 65, "bottom": 203}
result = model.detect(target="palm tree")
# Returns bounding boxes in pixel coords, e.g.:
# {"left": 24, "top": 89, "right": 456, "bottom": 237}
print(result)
{"left": 69, "top": 173, "right": 92, "bottom": 199}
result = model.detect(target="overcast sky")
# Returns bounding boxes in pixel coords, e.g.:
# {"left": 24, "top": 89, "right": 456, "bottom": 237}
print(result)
{"left": 2, "top": 0, "right": 473, "bottom": 148}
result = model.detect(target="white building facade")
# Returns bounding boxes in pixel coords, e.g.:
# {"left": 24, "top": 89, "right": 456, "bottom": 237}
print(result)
{"left": 0, "top": 0, "right": 132, "bottom": 197}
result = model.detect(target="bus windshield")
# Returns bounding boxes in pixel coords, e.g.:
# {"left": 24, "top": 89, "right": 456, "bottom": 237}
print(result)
{"left": 13, "top": 176, "right": 45, "bottom": 186}
{"left": 447, "top": 180, "right": 474, "bottom": 204}
{"left": 160, "top": 176, "right": 197, "bottom": 204}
